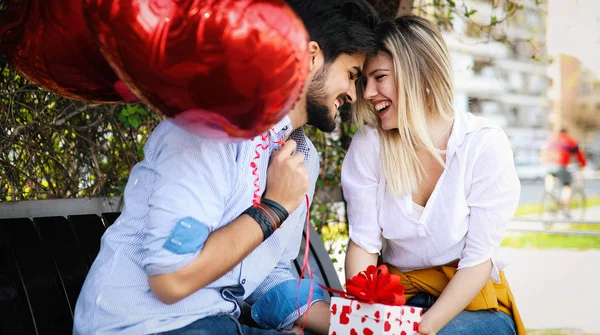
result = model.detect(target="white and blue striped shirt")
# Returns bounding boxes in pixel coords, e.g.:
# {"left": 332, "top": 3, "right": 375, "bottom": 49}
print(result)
{"left": 73, "top": 116, "right": 321, "bottom": 334}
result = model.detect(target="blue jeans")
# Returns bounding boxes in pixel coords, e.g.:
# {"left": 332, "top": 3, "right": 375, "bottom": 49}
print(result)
{"left": 407, "top": 293, "right": 516, "bottom": 335}
{"left": 158, "top": 314, "right": 319, "bottom": 335}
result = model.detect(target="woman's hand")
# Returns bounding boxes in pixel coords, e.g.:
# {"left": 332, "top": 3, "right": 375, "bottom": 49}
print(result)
{"left": 417, "top": 314, "right": 439, "bottom": 335}
{"left": 416, "top": 260, "right": 493, "bottom": 334}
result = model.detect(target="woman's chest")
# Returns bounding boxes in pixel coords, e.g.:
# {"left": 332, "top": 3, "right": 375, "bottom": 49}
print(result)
{"left": 412, "top": 151, "right": 446, "bottom": 207}
{"left": 379, "top": 162, "right": 470, "bottom": 240}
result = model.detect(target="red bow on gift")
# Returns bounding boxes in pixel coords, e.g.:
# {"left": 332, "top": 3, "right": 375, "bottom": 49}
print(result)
{"left": 322, "top": 265, "right": 406, "bottom": 306}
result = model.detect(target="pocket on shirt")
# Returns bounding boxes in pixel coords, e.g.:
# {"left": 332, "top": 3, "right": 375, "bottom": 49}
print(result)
{"left": 162, "top": 217, "right": 210, "bottom": 254}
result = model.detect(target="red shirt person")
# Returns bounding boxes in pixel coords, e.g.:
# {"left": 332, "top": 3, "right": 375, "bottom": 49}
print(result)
{"left": 549, "top": 130, "right": 587, "bottom": 167}
{"left": 542, "top": 128, "right": 587, "bottom": 187}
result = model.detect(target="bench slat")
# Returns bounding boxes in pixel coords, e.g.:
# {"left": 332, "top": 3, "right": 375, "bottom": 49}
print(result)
{"left": 295, "top": 228, "right": 343, "bottom": 302}
{"left": 0, "top": 218, "right": 73, "bottom": 334}
{"left": 68, "top": 214, "right": 107, "bottom": 267}
{"left": 0, "top": 222, "right": 37, "bottom": 334}
{"left": 33, "top": 216, "right": 90, "bottom": 314}
{"left": 101, "top": 212, "right": 121, "bottom": 228}
{"left": 306, "top": 226, "right": 343, "bottom": 293}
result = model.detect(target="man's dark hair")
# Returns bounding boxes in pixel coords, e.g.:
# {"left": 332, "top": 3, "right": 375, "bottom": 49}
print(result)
{"left": 287, "top": 0, "right": 379, "bottom": 63}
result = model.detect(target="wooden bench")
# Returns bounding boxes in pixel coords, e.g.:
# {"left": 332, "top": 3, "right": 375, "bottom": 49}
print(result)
{"left": 0, "top": 197, "right": 342, "bottom": 334}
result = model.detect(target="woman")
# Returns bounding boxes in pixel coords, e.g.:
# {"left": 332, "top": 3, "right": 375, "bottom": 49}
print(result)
{"left": 342, "top": 15, "right": 524, "bottom": 335}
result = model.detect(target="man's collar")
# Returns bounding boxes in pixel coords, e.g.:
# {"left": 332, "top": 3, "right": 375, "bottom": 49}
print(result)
{"left": 270, "top": 115, "right": 294, "bottom": 140}
{"left": 268, "top": 115, "right": 312, "bottom": 162}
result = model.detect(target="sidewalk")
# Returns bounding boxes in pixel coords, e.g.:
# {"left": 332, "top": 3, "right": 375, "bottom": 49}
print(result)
{"left": 501, "top": 206, "right": 600, "bottom": 333}
{"left": 500, "top": 247, "right": 600, "bottom": 333}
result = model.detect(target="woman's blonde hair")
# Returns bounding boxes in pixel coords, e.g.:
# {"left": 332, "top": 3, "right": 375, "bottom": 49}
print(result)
{"left": 354, "top": 14, "right": 455, "bottom": 195}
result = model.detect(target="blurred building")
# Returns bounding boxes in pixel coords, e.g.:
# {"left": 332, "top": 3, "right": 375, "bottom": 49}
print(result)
{"left": 439, "top": 0, "right": 551, "bottom": 165}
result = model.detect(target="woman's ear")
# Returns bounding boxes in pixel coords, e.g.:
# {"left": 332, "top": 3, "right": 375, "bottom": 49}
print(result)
{"left": 308, "top": 41, "right": 324, "bottom": 73}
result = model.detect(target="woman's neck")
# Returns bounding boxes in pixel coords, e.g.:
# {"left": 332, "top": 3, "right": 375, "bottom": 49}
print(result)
{"left": 427, "top": 117, "right": 454, "bottom": 151}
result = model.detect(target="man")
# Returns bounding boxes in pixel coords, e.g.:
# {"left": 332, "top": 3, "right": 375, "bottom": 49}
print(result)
{"left": 542, "top": 128, "right": 587, "bottom": 217}
{"left": 73, "top": 1, "right": 378, "bottom": 334}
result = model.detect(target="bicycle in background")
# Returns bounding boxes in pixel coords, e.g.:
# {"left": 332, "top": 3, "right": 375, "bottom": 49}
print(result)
{"left": 539, "top": 165, "right": 587, "bottom": 224}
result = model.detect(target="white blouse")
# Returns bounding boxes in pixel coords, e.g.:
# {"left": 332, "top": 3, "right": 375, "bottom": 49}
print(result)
{"left": 341, "top": 111, "right": 520, "bottom": 283}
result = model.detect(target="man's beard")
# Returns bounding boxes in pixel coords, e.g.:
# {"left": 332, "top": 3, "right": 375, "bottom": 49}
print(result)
{"left": 306, "top": 66, "right": 337, "bottom": 133}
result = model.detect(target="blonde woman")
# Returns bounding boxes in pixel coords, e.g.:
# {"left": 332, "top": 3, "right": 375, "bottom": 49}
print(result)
{"left": 342, "top": 15, "right": 525, "bottom": 335}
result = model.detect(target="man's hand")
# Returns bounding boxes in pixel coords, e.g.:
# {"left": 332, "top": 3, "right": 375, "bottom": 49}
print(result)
{"left": 264, "top": 139, "right": 310, "bottom": 213}
{"left": 284, "top": 325, "right": 303, "bottom": 334}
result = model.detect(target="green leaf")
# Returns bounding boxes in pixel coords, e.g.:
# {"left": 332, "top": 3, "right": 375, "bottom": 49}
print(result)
{"left": 128, "top": 115, "right": 141, "bottom": 128}
{"left": 490, "top": 15, "right": 498, "bottom": 26}
{"left": 118, "top": 113, "right": 128, "bottom": 124}
{"left": 465, "top": 8, "right": 477, "bottom": 17}
{"left": 121, "top": 106, "right": 135, "bottom": 116}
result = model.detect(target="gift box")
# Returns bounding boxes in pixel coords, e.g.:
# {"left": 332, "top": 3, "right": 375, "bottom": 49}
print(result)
{"left": 325, "top": 265, "right": 422, "bottom": 335}
{"left": 329, "top": 296, "right": 422, "bottom": 335}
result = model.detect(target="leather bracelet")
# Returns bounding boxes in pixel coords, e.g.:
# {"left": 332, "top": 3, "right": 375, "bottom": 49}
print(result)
{"left": 242, "top": 206, "right": 274, "bottom": 241}
{"left": 261, "top": 198, "right": 289, "bottom": 223}
{"left": 256, "top": 205, "right": 280, "bottom": 231}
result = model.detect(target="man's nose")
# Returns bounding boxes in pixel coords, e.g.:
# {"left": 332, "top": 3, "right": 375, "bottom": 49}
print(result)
{"left": 346, "top": 84, "right": 357, "bottom": 104}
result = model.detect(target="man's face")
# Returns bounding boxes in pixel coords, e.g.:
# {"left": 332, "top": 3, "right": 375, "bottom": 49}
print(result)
{"left": 305, "top": 53, "right": 366, "bottom": 132}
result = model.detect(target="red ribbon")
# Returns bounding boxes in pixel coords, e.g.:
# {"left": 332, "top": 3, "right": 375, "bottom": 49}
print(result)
{"left": 251, "top": 132, "right": 284, "bottom": 207}
{"left": 321, "top": 265, "right": 406, "bottom": 306}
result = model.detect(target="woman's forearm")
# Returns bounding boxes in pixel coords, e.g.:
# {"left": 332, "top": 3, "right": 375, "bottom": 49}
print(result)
{"left": 345, "top": 240, "right": 379, "bottom": 279}
{"left": 420, "top": 260, "right": 492, "bottom": 333}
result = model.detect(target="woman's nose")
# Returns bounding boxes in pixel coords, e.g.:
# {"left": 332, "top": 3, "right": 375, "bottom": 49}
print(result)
{"left": 363, "top": 79, "right": 377, "bottom": 100}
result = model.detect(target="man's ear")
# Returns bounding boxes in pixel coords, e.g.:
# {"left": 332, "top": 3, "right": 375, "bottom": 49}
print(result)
{"left": 308, "top": 41, "right": 324, "bottom": 73}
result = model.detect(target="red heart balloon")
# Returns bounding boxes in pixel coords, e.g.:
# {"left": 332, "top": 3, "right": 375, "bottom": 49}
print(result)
{"left": 0, "top": 0, "right": 133, "bottom": 103}
{"left": 84, "top": 0, "right": 309, "bottom": 140}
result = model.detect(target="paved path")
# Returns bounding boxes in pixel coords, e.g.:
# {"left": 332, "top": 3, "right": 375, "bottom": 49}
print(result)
{"left": 499, "top": 247, "right": 600, "bottom": 333}
{"left": 502, "top": 206, "right": 600, "bottom": 333}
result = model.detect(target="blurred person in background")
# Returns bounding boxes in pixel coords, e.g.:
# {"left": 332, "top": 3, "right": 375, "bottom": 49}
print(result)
{"left": 541, "top": 127, "right": 587, "bottom": 217}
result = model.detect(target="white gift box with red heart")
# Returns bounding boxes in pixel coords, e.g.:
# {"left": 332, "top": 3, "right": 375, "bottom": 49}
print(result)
{"left": 328, "top": 297, "right": 423, "bottom": 335}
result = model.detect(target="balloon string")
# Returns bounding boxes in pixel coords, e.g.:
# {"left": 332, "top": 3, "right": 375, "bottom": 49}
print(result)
{"left": 251, "top": 132, "right": 311, "bottom": 333}
{"left": 297, "top": 194, "right": 313, "bottom": 335}
{"left": 251, "top": 132, "right": 284, "bottom": 207}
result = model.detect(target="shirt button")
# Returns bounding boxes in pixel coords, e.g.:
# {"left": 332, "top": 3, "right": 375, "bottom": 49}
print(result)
{"left": 241, "top": 279, "right": 247, "bottom": 285}
{"left": 96, "top": 295, "right": 102, "bottom": 304}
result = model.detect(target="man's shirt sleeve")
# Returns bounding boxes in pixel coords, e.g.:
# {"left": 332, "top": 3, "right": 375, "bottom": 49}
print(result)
{"left": 141, "top": 125, "right": 235, "bottom": 276}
